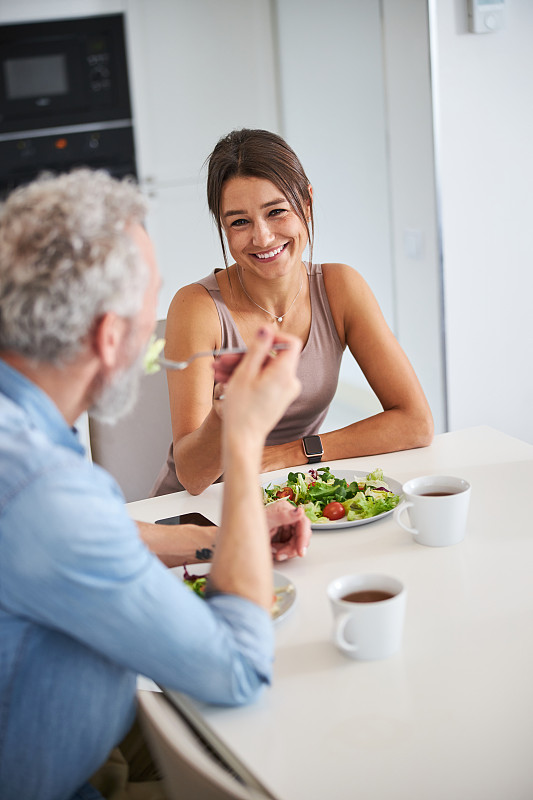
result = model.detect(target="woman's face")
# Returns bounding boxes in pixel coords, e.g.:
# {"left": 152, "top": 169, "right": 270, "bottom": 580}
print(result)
{"left": 220, "top": 176, "right": 309, "bottom": 279}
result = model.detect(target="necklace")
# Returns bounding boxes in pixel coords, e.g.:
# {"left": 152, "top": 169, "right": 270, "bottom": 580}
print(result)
{"left": 236, "top": 265, "right": 304, "bottom": 324}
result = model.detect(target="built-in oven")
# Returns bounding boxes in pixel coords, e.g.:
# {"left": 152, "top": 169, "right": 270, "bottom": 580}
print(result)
{"left": 0, "top": 13, "right": 136, "bottom": 196}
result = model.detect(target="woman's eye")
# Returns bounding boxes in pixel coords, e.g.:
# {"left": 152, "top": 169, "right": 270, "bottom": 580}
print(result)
{"left": 230, "top": 218, "right": 248, "bottom": 227}
{"left": 269, "top": 208, "right": 288, "bottom": 217}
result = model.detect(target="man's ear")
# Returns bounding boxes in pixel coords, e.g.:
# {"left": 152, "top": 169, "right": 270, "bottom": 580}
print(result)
{"left": 92, "top": 312, "right": 127, "bottom": 370}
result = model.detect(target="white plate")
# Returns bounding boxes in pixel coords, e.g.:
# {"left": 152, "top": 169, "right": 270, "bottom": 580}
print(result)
{"left": 173, "top": 564, "right": 296, "bottom": 624}
{"left": 263, "top": 468, "right": 402, "bottom": 530}
{"left": 271, "top": 571, "right": 296, "bottom": 623}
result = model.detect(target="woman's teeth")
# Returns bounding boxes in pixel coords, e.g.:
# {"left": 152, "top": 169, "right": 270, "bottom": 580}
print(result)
{"left": 255, "top": 244, "right": 286, "bottom": 259}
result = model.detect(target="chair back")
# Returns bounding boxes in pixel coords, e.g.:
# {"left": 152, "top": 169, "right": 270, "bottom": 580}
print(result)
{"left": 89, "top": 319, "right": 172, "bottom": 502}
{"left": 137, "top": 690, "right": 279, "bottom": 800}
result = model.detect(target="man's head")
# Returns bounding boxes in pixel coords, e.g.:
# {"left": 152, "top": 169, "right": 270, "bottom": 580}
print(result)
{"left": 0, "top": 169, "right": 160, "bottom": 422}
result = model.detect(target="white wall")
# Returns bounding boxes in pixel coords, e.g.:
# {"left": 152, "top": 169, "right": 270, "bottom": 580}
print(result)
{"left": 382, "top": 0, "right": 446, "bottom": 435}
{"left": 274, "top": 0, "right": 393, "bottom": 425}
{"left": 432, "top": 0, "right": 533, "bottom": 443}
{"left": 274, "top": 0, "right": 446, "bottom": 436}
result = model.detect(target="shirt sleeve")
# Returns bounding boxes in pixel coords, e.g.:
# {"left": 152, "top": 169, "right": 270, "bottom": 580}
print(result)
{"left": 0, "top": 461, "right": 274, "bottom": 707}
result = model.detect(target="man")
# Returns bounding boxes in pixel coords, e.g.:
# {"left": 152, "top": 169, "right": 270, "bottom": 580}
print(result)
{"left": 0, "top": 169, "right": 309, "bottom": 800}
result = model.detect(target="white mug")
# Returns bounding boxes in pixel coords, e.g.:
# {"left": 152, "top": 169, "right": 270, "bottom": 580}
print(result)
{"left": 394, "top": 475, "right": 471, "bottom": 547}
{"left": 327, "top": 574, "right": 406, "bottom": 660}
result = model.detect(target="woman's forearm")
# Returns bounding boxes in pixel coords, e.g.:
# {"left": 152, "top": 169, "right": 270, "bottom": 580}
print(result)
{"left": 173, "top": 408, "right": 224, "bottom": 495}
{"left": 261, "top": 406, "right": 433, "bottom": 473}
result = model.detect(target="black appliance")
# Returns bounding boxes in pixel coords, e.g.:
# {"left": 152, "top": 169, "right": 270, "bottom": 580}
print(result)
{"left": 0, "top": 13, "right": 137, "bottom": 196}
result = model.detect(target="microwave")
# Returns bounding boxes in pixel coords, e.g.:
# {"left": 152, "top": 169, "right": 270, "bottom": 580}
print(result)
{"left": 0, "top": 14, "right": 136, "bottom": 196}
{"left": 0, "top": 13, "right": 132, "bottom": 135}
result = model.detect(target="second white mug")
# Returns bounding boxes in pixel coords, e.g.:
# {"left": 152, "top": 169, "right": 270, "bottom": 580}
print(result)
{"left": 327, "top": 573, "right": 406, "bottom": 660}
{"left": 394, "top": 474, "right": 471, "bottom": 547}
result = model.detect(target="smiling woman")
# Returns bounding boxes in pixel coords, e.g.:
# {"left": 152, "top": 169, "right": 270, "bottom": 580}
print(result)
{"left": 151, "top": 128, "right": 434, "bottom": 498}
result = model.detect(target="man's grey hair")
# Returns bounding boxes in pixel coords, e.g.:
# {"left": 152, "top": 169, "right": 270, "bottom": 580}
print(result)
{"left": 0, "top": 168, "right": 149, "bottom": 364}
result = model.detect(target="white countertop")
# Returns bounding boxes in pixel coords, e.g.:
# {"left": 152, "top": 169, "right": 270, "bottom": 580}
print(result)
{"left": 128, "top": 426, "right": 533, "bottom": 800}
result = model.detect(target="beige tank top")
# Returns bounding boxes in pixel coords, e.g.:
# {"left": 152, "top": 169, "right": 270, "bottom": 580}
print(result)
{"left": 151, "top": 262, "right": 344, "bottom": 496}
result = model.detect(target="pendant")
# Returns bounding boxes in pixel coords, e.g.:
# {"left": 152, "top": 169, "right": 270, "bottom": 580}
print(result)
{"left": 277, "top": 317, "right": 283, "bottom": 323}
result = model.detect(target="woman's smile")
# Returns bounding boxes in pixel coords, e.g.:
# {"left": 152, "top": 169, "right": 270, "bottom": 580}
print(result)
{"left": 252, "top": 242, "right": 289, "bottom": 261}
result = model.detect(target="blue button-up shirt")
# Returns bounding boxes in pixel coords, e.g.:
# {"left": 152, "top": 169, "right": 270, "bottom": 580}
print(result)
{"left": 0, "top": 359, "right": 273, "bottom": 800}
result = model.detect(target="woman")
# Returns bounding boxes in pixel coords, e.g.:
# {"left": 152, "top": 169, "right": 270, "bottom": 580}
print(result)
{"left": 152, "top": 128, "right": 433, "bottom": 497}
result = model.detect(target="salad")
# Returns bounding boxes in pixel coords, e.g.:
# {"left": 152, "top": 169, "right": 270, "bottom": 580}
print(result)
{"left": 263, "top": 466, "right": 400, "bottom": 524}
{"left": 143, "top": 334, "right": 166, "bottom": 375}
{"left": 183, "top": 565, "right": 208, "bottom": 597}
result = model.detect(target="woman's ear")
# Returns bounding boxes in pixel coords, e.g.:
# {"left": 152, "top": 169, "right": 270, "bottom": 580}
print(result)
{"left": 307, "top": 184, "right": 313, "bottom": 220}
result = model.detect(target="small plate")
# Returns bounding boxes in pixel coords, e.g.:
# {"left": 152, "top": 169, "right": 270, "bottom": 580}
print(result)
{"left": 173, "top": 564, "right": 295, "bottom": 624}
{"left": 263, "top": 468, "right": 402, "bottom": 530}
{"left": 271, "top": 571, "right": 296, "bottom": 623}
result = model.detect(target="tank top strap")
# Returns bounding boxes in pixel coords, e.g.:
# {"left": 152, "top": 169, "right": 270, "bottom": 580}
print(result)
{"left": 304, "top": 262, "right": 344, "bottom": 356}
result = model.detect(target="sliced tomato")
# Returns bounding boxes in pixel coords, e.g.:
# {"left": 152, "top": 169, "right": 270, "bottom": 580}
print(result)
{"left": 276, "top": 487, "right": 295, "bottom": 501}
{"left": 322, "top": 501, "right": 346, "bottom": 521}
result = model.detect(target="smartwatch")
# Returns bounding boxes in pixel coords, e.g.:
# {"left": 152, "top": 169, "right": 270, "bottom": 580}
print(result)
{"left": 302, "top": 435, "right": 323, "bottom": 464}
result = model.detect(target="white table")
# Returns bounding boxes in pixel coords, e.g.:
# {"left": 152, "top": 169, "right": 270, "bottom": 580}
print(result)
{"left": 128, "top": 426, "right": 533, "bottom": 800}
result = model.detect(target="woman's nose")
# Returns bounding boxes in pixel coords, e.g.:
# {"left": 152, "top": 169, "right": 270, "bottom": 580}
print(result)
{"left": 252, "top": 219, "right": 275, "bottom": 248}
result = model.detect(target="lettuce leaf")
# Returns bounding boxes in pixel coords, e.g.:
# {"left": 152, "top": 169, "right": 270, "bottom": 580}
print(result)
{"left": 144, "top": 335, "right": 166, "bottom": 375}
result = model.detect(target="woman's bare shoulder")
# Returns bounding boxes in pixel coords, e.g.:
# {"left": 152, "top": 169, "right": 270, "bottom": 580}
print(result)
{"left": 321, "top": 262, "right": 373, "bottom": 304}
{"left": 321, "top": 262, "right": 365, "bottom": 282}
{"left": 167, "top": 279, "right": 218, "bottom": 319}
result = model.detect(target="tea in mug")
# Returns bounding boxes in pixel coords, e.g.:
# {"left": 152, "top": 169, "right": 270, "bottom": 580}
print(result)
{"left": 342, "top": 589, "right": 395, "bottom": 603}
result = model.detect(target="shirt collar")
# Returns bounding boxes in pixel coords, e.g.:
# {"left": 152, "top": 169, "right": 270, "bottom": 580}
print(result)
{"left": 0, "top": 358, "right": 85, "bottom": 456}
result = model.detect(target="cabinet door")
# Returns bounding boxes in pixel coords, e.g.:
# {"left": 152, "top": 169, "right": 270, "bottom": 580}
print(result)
{"left": 125, "top": 0, "right": 280, "bottom": 184}
{"left": 144, "top": 181, "right": 222, "bottom": 319}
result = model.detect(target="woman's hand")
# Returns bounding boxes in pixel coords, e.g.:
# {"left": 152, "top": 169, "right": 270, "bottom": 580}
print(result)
{"left": 265, "top": 499, "right": 311, "bottom": 561}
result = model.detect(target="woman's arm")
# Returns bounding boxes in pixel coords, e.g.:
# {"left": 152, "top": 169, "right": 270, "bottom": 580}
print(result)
{"left": 163, "top": 283, "right": 227, "bottom": 494}
{"left": 260, "top": 263, "right": 433, "bottom": 472}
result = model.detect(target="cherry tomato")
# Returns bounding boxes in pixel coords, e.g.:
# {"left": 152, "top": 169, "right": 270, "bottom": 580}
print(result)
{"left": 276, "top": 487, "right": 295, "bottom": 501}
{"left": 323, "top": 501, "right": 346, "bottom": 521}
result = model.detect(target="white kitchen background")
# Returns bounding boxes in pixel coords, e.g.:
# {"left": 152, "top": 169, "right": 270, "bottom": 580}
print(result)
{"left": 2, "top": 0, "right": 532, "bottom": 469}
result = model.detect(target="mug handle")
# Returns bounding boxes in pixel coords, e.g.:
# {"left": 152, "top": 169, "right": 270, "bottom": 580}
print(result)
{"left": 394, "top": 500, "right": 418, "bottom": 535}
{"left": 335, "top": 613, "right": 359, "bottom": 653}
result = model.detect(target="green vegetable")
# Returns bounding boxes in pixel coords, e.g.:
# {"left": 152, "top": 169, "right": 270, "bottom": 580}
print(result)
{"left": 263, "top": 466, "right": 400, "bottom": 523}
{"left": 182, "top": 565, "right": 208, "bottom": 597}
{"left": 184, "top": 577, "right": 207, "bottom": 597}
{"left": 143, "top": 335, "right": 166, "bottom": 375}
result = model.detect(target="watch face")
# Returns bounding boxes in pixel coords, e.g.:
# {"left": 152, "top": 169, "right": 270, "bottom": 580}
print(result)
{"left": 304, "top": 435, "right": 323, "bottom": 457}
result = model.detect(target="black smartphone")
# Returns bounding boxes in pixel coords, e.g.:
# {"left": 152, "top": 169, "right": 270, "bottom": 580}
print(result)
{"left": 155, "top": 512, "right": 215, "bottom": 526}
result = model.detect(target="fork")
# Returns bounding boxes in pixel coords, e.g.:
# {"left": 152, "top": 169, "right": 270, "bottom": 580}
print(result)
{"left": 157, "top": 343, "right": 291, "bottom": 371}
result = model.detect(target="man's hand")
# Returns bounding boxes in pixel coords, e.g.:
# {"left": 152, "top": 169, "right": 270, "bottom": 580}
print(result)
{"left": 265, "top": 498, "right": 311, "bottom": 561}
{"left": 213, "top": 329, "right": 302, "bottom": 445}
{"left": 136, "top": 520, "right": 217, "bottom": 568}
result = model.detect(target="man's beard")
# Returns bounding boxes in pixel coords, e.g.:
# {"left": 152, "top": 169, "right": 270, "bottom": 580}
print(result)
{"left": 89, "top": 350, "right": 144, "bottom": 425}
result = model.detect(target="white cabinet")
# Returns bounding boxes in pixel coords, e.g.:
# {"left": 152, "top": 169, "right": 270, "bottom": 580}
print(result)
{"left": 143, "top": 182, "right": 221, "bottom": 317}
{"left": 125, "top": 0, "right": 280, "bottom": 184}
{"left": 124, "top": 0, "right": 280, "bottom": 317}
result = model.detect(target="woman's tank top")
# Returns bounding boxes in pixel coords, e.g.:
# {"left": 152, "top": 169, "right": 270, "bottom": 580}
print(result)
{"left": 150, "top": 262, "right": 344, "bottom": 496}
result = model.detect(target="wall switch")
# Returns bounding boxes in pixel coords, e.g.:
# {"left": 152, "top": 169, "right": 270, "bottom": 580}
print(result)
{"left": 467, "top": 0, "right": 505, "bottom": 34}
